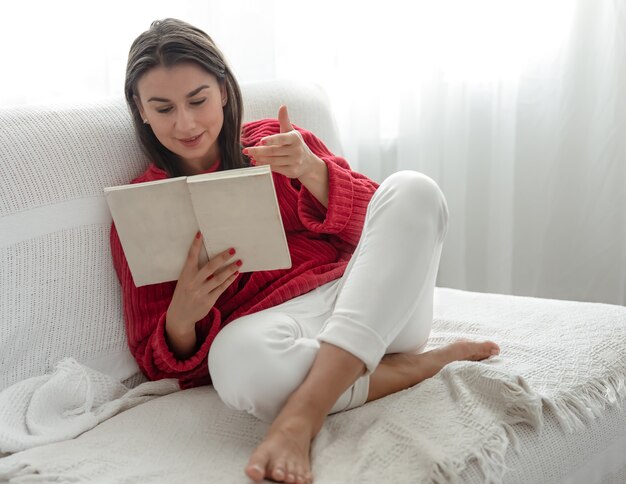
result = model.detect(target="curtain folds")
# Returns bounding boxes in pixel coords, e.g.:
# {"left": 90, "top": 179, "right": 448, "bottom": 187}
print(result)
{"left": 2, "top": 0, "right": 624, "bottom": 304}
{"left": 304, "top": 1, "right": 626, "bottom": 305}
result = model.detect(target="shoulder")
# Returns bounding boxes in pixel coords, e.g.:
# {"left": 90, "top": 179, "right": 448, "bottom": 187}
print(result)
{"left": 130, "top": 163, "right": 169, "bottom": 184}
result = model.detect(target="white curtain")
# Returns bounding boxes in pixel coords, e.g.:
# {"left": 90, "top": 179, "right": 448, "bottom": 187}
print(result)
{"left": 2, "top": 0, "right": 624, "bottom": 305}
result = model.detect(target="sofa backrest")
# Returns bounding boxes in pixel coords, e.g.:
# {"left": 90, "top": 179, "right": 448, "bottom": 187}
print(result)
{"left": 0, "top": 80, "right": 341, "bottom": 391}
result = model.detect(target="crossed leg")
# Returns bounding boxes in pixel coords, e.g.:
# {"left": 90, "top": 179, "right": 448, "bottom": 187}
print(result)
{"left": 210, "top": 171, "right": 499, "bottom": 483}
{"left": 244, "top": 339, "right": 499, "bottom": 483}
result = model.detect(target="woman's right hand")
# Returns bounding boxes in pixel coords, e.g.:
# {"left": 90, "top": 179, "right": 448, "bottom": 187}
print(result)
{"left": 166, "top": 231, "right": 241, "bottom": 335}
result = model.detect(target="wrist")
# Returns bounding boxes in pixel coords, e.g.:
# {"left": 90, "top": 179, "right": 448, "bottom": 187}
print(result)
{"left": 165, "top": 311, "right": 195, "bottom": 336}
{"left": 298, "top": 155, "right": 326, "bottom": 183}
{"left": 165, "top": 313, "right": 196, "bottom": 341}
{"left": 168, "top": 325, "right": 196, "bottom": 339}
{"left": 298, "top": 155, "right": 329, "bottom": 208}
{"left": 165, "top": 316, "right": 198, "bottom": 360}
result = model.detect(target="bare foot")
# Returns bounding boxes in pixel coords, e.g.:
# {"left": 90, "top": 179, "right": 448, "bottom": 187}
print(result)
{"left": 367, "top": 340, "right": 500, "bottom": 402}
{"left": 246, "top": 343, "right": 366, "bottom": 483}
{"left": 437, "top": 339, "right": 500, "bottom": 363}
{"left": 246, "top": 414, "right": 315, "bottom": 483}
{"left": 244, "top": 340, "right": 500, "bottom": 482}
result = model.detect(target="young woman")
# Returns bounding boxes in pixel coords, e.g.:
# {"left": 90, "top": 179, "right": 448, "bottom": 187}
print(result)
{"left": 111, "top": 18, "right": 500, "bottom": 484}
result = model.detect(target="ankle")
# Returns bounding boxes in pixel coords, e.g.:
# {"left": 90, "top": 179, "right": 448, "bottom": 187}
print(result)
{"left": 272, "top": 391, "right": 327, "bottom": 433}
{"left": 367, "top": 353, "right": 442, "bottom": 403}
{"left": 270, "top": 406, "right": 323, "bottom": 440}
{"left": 367, "top": 360, "right": 410, "bottom": 402}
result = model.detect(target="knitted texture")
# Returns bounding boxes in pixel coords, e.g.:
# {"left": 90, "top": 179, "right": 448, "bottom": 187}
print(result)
{"left": 0, "top": 99, "right": 148, "bottom": 392}
{"left": 0, "top": 358, "right": 178, "bottom": 453}
{"left": 109, "top": 119, "right": 379, "bottom": 389}
{"left": 1, "top": 288, "right": 624, "bottom": 483}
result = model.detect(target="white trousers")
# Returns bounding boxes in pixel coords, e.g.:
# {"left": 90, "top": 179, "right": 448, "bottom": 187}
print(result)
{"left": 208, "top": 171, "right": 449, "bottom": 422}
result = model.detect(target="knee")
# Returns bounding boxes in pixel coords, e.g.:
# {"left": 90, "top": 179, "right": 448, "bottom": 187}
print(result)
{"left": 378, "top": 171, "right": 449, "bottom": 238}
{"left": 208, "top": 317, "right": 316, "bottom": 422}
{"left": 208, "top": 320, "right": 273, "bottom": 417}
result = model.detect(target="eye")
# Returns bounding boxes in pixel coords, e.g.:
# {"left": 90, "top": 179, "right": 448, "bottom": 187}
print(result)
{"left": 156, "top": 107, "right": 172, "bottom": 114}
{"left": 190, "top": 98, "right": 206, "bottom": 106}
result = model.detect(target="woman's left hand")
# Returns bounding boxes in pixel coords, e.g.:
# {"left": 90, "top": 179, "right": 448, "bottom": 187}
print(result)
{"left": 244, "top": 105, "right": 330, "bottom": 207}
{"left": 243, "top": 105, "right": 325, "bottom": 181}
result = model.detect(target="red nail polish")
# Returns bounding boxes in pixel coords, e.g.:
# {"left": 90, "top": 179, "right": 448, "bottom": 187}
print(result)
{"left": 242, "top": 148, "right": 249, "bottom": 154}
{"left": 196, "top": 231, "right": 201, "bottom": 239}
{"left": 229, "top": 248, "right": 236, "bottom": 255}
{"left": 236, "top": 260, "right": 242, "bottom": 267}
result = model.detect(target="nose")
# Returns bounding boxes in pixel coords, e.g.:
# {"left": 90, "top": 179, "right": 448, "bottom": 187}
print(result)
{"left": 175, "top": 107, "right": 196, "bottom": 133}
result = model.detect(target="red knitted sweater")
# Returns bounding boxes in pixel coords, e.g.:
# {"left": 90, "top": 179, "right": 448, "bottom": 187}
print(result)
{"left": 110, "top": 119, "right": 379, "bottom": 389}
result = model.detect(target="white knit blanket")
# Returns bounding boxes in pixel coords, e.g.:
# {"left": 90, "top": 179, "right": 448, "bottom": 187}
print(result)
{"left": 0, "top": 359, "right": 179, "bottom": 454}
{"left": 1, "top": 288, "right": 625, "bottom": 483}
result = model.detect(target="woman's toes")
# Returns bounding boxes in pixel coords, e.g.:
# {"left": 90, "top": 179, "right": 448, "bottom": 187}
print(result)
{"left": 245, "top": 463, "right": 265, "bottom": 482}
{"left": 271, "top": 463, "right": 286, "bottom": 481}
{"left": 477, "top": 340, "right": 499, "bottom": 357}
{"left": 246, "top": 448, "right": 273, "bottom": 482}
{"left": 245, "top": 417, "right": 314, "bottom": 483}
{"left": 282, "top": 463, "right": 295, "bottom": 483}
{"left": 487, "top": 341, "right": 500, "bottom": 355}
{"left": 293, "top": 465, "right": 307, "bottom": 484}
{"left": 296, "top": 470, "right": 311, "bottom": 484}
{"left": 473, "top": 340, "right": 499, "bottom": 359}
{"left": 451, "top": 340, "right": 500, "bottom": 361}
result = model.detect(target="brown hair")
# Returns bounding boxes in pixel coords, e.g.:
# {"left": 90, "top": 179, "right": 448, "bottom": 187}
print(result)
{"left": 125, "top": 18, "right": 250, "bottom": 177}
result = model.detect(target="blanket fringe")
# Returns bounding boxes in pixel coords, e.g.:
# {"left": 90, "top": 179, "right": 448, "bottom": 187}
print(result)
{"left": 428, "top": 371, "right": 543, "bottom": 484}
{"left": 429, "top": 427, "right": 514, "bottom": 484}
{"left": 544, "top": 369, "right": 626, "bottom": 433}
{"left": 501, "top": 377, "right": 544, "bottom": 431}
{"left": 428, "top": 363, "right": 626, "bottom": 484}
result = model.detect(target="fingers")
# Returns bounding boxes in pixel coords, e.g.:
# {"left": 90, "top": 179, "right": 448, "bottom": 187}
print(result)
{"left": 185, "top": 233, "right": 240, "bottom": 285}
{"left": 210, "top": 266, "right": 240, "bottom": 295}
{"left": 240, "top": 107, "right": 312, "bottom": 180}
{"left": 183, "top": 230, "right": 205, "bottom": 273}
{"left": 261, "top": 132, "right": 297, "bottom": 147}
{"left": 199, "top": 259, "right": 239, "bottom": 297}
{"left": 278, "top": 105, "right": 293, "bottom": 133}
{"left": 248, "top": 145, "right": 291, "bottom": 160}
{"left": 243, "top": 119, "right": 303, "bottom": 165}
{"left": 246, "top": 132, "right": 299, "bottom": 160}
{"left": 195, "top": 246, "right": 238, "bottom": 282}
{"left": 245, "top": 132, "right": 304, "bottom": 169}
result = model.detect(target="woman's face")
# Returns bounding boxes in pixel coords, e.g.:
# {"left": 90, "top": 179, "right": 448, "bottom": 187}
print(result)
{"left": 135, "top": 62, "right": 227, "bottom": 175}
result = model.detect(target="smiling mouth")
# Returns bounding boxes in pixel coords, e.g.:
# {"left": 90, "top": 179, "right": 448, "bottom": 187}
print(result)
{"left": 180, "top": 134, "right": 203, "bottom": 142}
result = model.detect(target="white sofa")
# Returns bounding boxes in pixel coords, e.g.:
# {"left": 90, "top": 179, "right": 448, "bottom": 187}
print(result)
{"left": 1, "top": 80, "right": 625, "bottom": 483}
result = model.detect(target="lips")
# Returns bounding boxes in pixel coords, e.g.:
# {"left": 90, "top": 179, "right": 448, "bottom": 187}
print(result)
{"left": 178, "top": 132, "right": 204, "bottom": 147}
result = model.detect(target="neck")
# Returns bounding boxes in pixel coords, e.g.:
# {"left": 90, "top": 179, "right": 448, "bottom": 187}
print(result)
{"left": 181, "top": 146, "right": 221, "bottom": 175}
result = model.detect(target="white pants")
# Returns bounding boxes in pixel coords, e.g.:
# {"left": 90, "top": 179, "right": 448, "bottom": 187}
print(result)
{"left": 208, "top": 171, "right": 449, "bottom": 422}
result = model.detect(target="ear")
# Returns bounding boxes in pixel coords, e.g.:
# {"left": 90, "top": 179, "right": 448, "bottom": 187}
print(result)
{"left": 220, "top": 84, "right": 228, "bottom": 107}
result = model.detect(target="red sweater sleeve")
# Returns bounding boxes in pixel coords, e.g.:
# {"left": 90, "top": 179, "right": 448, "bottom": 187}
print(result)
{"left": 243, "top": 120, "right": 379, "bottom": 247}
{"left": 296, "top": 130, "right": 379, "bottom": 247}
{"left": 109, "top": 222, "right": 220, "bottom": 388}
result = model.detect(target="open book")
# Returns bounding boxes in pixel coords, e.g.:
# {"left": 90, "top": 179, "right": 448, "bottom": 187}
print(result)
{"left": 104, "top": 165, "right": 291, "bottom": 287}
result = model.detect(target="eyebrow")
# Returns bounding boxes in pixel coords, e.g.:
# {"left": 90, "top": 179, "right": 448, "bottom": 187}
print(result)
{"left": 147, "top": 85, "right": 210, "bottom": 103}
